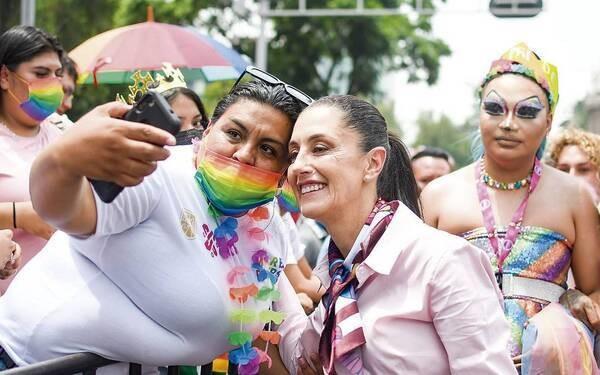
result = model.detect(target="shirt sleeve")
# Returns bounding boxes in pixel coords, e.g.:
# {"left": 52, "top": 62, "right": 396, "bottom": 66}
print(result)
{"left": 274, "top": 273, "right": 324, "bottom": 374}
{"left": 429, "top": 241, "right": 517, "bottom": 375}
{"left": 91, "top": 165, "right": 165, "bottom": 237}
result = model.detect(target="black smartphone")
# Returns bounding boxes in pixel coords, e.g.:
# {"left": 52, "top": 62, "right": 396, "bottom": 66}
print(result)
{"left": 89, "top": 91, "right": 182, "bottom": 203}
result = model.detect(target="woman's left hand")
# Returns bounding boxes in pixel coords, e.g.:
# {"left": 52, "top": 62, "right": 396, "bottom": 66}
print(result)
{"left": 559, "top": 288, "right": 600, "bottom": 331}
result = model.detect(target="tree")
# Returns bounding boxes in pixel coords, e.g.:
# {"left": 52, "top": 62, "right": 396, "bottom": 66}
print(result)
{"left": 413, "top": 111, "right": 474, "bottom": 168}
{"left": 2, "top": 0, "right": 450, "bottom": 121}
{"left": 0, "top": 0, "right": 20, "bottom": 33}
{"left": 199, "top": 0, "right": 451, "bottom": 99}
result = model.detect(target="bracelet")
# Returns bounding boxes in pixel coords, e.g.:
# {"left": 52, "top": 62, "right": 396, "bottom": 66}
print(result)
{"left": 12, "top": 202, "right": 16, "bottom": 229}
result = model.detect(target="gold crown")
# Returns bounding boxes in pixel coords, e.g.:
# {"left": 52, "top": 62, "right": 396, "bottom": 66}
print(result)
{"left": 152, "top": 62, "right": 187, "bottom": 93}
{"left": 116, "top": 63, "right": 187, "bottom": 104}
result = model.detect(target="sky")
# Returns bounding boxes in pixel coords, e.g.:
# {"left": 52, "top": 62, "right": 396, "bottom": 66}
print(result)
{"left": 389, "top": 0, "right": 600, "bottom": 142}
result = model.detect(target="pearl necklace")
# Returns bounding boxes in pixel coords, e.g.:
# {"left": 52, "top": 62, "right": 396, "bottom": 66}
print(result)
{"left": 480, "top": 159, "right": 531, "bottom": 190}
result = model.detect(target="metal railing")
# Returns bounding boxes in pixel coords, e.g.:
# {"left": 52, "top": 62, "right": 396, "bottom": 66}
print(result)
{"left": 0, "top": 353, "right": 182, "bottom": 375}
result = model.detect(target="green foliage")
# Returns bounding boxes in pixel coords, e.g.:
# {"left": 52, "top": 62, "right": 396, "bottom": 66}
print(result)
{"left": 0, "top": 0, "right": 20, "bottom": 33}
{"left": 36, "top": 0, "right": 120, "bottom": 50}
{"left": 200, "top": 0, "right": 451, "bottom": 99}
{"left": 2, "top": 0, "right": 450, "bottom": 123}
{"left": 413, "top": 111, "right": 474, "bottom": 168}
{"left": 202, "top": 80, "right": 236, "bottom": 118}
{"left": 113, "top": 0, "right": 205, "bottom": 26}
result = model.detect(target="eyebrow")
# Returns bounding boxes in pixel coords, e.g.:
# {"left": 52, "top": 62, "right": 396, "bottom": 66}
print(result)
{"left": 230, "top": 118, "right": 286, "bottom": 149}
{"left": 516, "top": 95, "right": 543, "bottom": 105}
{"left": 289, "top": 133, "right": 330, "bottom": 147}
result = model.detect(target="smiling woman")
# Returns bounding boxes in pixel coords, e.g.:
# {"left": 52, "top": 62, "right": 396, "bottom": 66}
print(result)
{"left": 421, "top": 43, "right": 600, "bottom": 374}
{"left": 273, "top": 95, "right": 516, "bottom": 374}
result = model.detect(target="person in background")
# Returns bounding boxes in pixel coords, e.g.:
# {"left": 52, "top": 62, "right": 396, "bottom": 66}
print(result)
{"left": 44, "top": 54, "right": 77, "bottom": 131}
{"left": 162, "top": 87, "right": 208, "bottom": 146}
{"left": 296, "top": 215, "right": 328, "bottom": 268}
{"left": 0, "top": 25, "right": 63, "bottom": 293}
{"left": 546, "top": 126, "right": 600, "bottom": 206}
{"left": 411, "top": 146, "right": 453, "bottom": 193}
{"left": 421, "top": 43, "right": 600, "bottom": 373}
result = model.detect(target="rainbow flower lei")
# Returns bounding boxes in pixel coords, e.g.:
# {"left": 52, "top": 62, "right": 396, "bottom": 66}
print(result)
{"left": 199, "top": 198, "right": 285, "bottom": 374}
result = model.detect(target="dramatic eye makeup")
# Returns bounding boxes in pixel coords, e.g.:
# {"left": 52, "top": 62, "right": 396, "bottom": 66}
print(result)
{"left": 482, "top": 91, "right": 544, "bottom": 120}
{"left": 482, "top": 90, "right": 506, "bottom": 116}
{"left": 514, "top": 96, "right": 544, "bottom": 119}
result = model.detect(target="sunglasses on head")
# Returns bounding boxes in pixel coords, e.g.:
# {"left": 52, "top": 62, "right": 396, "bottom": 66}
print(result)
{"left": 232, "top": 66, "right": 314, "bottom": 106}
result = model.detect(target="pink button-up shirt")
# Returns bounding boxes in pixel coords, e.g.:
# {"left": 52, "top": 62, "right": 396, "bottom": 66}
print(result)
{"left": 276, "top": 203, "right": 516, "bottom": 374}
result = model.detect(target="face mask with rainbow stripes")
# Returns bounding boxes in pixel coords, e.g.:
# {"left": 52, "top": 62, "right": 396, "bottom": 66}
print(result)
{"left": 7, "top": 72, "right": 64, "bottom": 122}
{"left": 277, "top": 179, "right": 299, "bottom": 213}
{"left": 195, "top": 147, "right": 283, "bottom": 217}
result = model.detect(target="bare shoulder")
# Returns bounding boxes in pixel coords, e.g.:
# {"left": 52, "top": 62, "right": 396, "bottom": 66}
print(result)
{"left": 421, "top": 163, "right": 475, "bottom": 201}
{"left": 540, "top": 164, "right": 588, "bottom": 203}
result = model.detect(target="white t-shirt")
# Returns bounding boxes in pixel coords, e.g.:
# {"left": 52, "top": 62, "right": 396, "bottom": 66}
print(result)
{"left": 0, "top": 146, "right": 290, "bottom": 369}
{"left": 281, "top": 213, "right": 305, "bottom": 265}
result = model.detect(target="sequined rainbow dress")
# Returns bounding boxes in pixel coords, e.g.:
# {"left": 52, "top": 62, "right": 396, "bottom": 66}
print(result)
{"left": 462, "top": 226, "right": 571, "bottom": 357}
{"left": 463, "top": 226, "right": 599, "bottom": 374}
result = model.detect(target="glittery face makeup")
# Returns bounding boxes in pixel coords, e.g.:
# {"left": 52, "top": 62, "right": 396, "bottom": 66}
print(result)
{"left": 482, "top": 90, "right": 544, "bottom": 121}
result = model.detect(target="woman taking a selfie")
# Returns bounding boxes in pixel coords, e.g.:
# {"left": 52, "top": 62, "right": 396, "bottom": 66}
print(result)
{"left": 0, "top": 70, "right": 311, "bottom": 375}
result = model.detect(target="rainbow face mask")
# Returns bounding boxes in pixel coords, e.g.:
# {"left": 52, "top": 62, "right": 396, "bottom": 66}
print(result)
{"left": 195, "top": 148, "right": 282, "bottom": 217}
{"left": 8, "top": 73, "right": 64, "bottom": 122}
{"left": 277, "top": 179, "right": 299, "bottom": 213}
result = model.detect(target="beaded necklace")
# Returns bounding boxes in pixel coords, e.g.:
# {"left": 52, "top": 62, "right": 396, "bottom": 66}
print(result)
{"left": 480, "top": 159, "right": 532, "bottom": 190}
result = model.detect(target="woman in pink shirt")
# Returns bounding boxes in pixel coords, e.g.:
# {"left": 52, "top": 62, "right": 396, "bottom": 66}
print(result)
{"left": 0, "top": 25, "right": 64, "bottom": 293}
{"left": 273, "top": 95, "right": 515, "bottom": 374}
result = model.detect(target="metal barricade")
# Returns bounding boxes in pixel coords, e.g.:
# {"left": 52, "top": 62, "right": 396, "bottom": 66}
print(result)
{"left": 0, "top": 353, "right": 182, "bottom": 375}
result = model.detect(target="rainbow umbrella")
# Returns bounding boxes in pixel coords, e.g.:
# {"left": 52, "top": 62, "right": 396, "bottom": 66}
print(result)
{"left": 70, "top": 20, "right": 248, "bottom": 84}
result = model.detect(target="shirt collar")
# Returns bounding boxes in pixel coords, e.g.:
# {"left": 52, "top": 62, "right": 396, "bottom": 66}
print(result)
{"left": 362, "top": 202, "right": 427, "bottom": 276}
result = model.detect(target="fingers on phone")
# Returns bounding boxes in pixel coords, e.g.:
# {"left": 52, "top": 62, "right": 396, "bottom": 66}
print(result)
{"left": 103, "top": 101, "right": 132, "bottom": 118}
{"left": 126, "top": 123, "right": 175, "bottom": 146}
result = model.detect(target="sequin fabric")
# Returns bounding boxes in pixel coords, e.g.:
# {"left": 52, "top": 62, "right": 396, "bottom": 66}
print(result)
{"left": 462, "top": 226, "right": 572, "bottom": 357}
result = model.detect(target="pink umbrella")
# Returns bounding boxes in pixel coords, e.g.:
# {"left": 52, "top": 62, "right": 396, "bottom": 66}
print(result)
{"left": 70, "top": 13, "right": 247, "bottom": 84}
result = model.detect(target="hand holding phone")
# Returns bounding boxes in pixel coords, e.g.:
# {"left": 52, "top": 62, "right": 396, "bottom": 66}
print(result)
{"left": 89, "top": 91, "right": 181, "bottom": 203}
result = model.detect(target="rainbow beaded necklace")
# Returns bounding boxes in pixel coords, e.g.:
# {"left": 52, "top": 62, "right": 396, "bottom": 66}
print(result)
{"left": 480, "top": 159, "right": 532, "bottom": 190}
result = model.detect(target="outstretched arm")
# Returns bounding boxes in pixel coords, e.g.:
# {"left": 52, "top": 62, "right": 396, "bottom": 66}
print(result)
{"left": 30, "top": 102, "right": 175, "bottom": 236}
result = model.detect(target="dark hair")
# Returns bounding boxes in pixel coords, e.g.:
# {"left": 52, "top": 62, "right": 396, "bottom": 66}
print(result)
{"left": 61, "top": 55, "right": 78, "bottom": 83}
{"left": 0, "top": 26, "right": 64, "bottom": 102}
{"left": 212, "top": 80, "right": 303, "bottom": 126}
{"left": 0, "top": 25, "right": 64, "bottom": 71}
{"left": 163, "top": 87, "right": 209, "bottom": 128}
{"left": 311, "top": 95, "right": 422, "bottom": 218}
{"left": 411, "top": 146, "right": 452, "bottom": 163}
